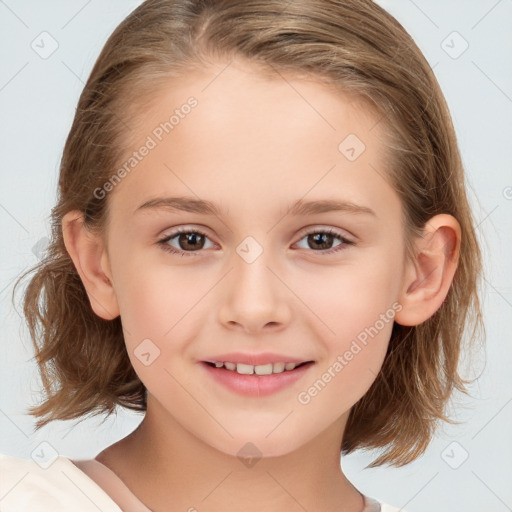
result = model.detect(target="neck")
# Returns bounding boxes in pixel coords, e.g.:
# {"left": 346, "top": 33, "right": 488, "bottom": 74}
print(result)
{"left": 96, "top": 397, "right": 364, "bottom": 512}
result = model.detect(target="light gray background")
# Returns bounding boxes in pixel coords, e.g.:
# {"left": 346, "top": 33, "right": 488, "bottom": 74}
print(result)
{"left": 1, "top": 1, "right": 511, "bottom": 511}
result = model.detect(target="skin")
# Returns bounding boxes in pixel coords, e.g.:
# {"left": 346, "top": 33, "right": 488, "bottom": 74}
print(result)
{"left": 62, "top": 58, "right": 461, "bottom": 512}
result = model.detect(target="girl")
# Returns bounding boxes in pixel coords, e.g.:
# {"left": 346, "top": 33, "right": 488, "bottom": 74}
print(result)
{"left": 2, "top": 0, "right": 484, "bottom": 511}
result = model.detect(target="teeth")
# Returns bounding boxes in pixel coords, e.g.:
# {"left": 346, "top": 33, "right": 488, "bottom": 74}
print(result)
{"left": 211, "top": 361, "right": 302, "bottom": 375}
{"left": 236, "top": 363, "right": 255, "bottom": 375}
{"left": 271, "top": 362, "right": 285, "bottom": 374}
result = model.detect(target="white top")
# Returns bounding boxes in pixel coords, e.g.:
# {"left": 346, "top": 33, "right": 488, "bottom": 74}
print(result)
{"left": 0, "top": 454, "right": 406, "bottom": 512}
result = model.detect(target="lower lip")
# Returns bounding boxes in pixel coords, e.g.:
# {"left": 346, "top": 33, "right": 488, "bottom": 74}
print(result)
{"left": 199, "top": 361, "right": 315, "bottom": 397}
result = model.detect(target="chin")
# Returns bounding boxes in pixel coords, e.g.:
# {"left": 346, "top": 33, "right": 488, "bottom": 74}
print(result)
{"left": 207, "top": 431, "right": 310, "bottom": 460}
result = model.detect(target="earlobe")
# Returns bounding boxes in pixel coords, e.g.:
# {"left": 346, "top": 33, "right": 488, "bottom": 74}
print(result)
{"left": 61, "top": 210, "right": 120, "bottom": 320}
{"left": 394, "top": 214, "right": 461, "bottom": 327}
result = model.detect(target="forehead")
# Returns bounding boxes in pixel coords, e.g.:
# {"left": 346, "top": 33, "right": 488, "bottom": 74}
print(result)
{"left": 108, "top": 59, "right": 398, "bottom": 223}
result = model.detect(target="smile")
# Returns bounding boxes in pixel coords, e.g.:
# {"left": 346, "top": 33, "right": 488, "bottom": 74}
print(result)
{"left": 200, "top": 360, "right": 316, "bottom": 397}
{"left": 204, "top": 361, "right": 311, "bottom": 375}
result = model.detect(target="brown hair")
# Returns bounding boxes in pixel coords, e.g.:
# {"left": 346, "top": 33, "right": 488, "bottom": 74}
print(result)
{"left": 12, "top": 0, "right": 485, "bottom": 467}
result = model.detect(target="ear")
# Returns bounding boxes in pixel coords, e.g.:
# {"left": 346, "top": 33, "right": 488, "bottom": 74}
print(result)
{"left": 61, "top": 210, "right": 120, "bottom": 320}
{"left": 394, "top": 214, "right": 461, "bottom": 327}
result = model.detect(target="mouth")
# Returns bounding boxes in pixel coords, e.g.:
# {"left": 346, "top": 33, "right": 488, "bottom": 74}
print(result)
{"left": 201, "top": 360, "right": 315, "bottom": 375}
{"left": 199, "top": 359, "right": 316, "bottom": 397}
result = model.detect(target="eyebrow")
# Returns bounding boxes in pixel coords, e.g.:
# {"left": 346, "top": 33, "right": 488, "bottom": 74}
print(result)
{"left": 134, "top": 196, "right": 377, "bottom": 217}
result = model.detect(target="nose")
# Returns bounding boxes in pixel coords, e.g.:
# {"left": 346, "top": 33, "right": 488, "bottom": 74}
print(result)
{"left": 217, "top": 249, "right": 291, "bottom": 334}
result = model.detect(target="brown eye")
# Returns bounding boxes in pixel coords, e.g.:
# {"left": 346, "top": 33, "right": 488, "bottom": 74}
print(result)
{"left": 157, "top": 228, "right": 213, "bottom": 256}
{"left": 307, "top": 232, "right": 336, "bottom": 250}
{"left": 295, "top": 228, "right": 355, "bottom": 255}
{"left": 176, "top": 232, "right": 206, "bottom": 251}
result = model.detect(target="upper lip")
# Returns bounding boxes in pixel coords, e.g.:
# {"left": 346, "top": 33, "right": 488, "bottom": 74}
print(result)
{"left": 201, "top": 352, "right": 314, "bottom": 366}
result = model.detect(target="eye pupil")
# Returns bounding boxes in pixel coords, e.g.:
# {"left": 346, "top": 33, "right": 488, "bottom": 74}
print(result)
{"left": 180, "top": 232, "right": 205, "bottom": 250}
{"left": 309, "top": 232, "right": 333, "bottom": 250}
{"left": 161, "top": 228, "right": 350, "bottom": 257}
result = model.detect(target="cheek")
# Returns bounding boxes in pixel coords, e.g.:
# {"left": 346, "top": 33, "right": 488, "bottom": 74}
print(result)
{"left": 295, "top": 273, "right": 397, "bottom": 419}
{"left": 110, "top": 251, "right": 215, "bottom": 383}
{"left": 111, "top": 245, "right": 207, "bottom": 339}
{"left": 301, "top": 252, "right": 399, "bottom": 339}
{"left": 294, "top": 251, "right": 400, "bottom": 387}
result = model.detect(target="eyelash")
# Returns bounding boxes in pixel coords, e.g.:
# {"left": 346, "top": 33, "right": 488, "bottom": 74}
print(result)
{"left": 157, "top": 227, "right": 355, "bottom": 257}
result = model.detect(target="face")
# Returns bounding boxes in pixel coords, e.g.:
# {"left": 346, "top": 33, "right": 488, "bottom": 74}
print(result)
{"left": 100, "top": 59, "right": 407, "bottom": 457}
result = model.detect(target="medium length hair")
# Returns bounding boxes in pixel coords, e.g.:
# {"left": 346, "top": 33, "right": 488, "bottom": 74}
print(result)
{"left": 13, "top": 0, "right": 484, "bottom": 467}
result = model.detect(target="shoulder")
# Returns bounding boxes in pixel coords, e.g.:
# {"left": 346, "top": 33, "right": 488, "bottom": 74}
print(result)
{"left": 380, "top": 502, "right": 407, "bottom": 512}
{"left": 364, "top": 494, "right": 406, "bottom": 512}
{"left": 0, "top": 453, "right": 121, "bottom": 512}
